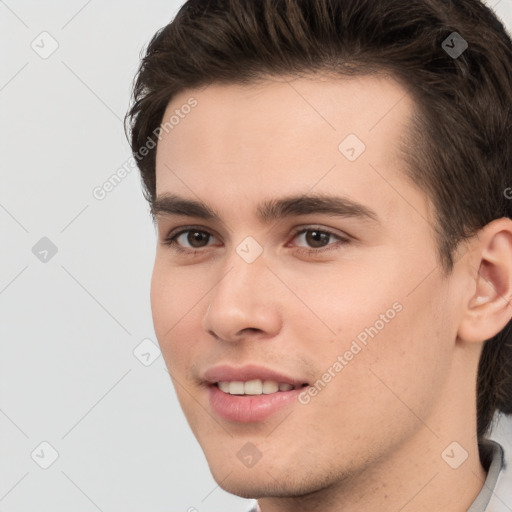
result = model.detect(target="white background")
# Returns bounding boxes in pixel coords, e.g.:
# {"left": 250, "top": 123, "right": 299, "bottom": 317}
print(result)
{"left": 0, "top": 1, "right": 511, "bottom": 511}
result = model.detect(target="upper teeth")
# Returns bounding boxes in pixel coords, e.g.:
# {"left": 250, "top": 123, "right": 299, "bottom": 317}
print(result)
{"left": 218, "top": 380, "right": 296, "bottom": 395}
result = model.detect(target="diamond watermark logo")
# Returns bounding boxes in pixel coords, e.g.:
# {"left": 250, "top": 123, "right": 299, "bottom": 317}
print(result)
{"left": 441, "top": 441, "right": 468, "bottom": 469}
{"left": 31, "top": 441, "right": 59, "bottom": 469}
{"left": 31, "top": 31, "right": 59, "bottom": 59}
{"left": 338, "top": 133, "right": 366, "bottom": 162}
{"left": 442, "top": 32, "right": 468, "bottom": 59}
{"left": 133, "top": 338, "right": 161, "bottom": 367}
{"left": 236, "top": 442, "right": 262, "bottom": 468}
{"left": 32, "top": 237, "right": 58, "bottom": 263}
{"left": 236, "top": 236, "right": 263, "bottom": 264}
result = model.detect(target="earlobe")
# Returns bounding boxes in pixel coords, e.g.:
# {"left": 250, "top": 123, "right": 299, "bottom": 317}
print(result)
{"left": 457, "top": 219, "right": 512, "bottom": 344}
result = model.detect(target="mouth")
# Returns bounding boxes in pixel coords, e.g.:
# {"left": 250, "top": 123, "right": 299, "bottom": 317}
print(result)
{"left": 213, "top": 379, "right": 309, "bottom": 396}
{"left": 208, "top": 382, "right": 310, "bottom": 423}
{"left": 202, "top": 365, "right": 311, "bottom": 422}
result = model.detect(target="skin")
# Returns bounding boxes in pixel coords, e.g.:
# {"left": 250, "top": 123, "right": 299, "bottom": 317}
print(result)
{"left": 150, "top": 74, "right": 512, "bottom": 512}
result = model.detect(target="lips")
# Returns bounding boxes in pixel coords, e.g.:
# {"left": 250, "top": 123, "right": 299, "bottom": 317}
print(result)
{"left": 202, "top": 364, "right": 309, "bottom": 388}
{"left": 202, "top": 364, "right": 311, "bottom": 422}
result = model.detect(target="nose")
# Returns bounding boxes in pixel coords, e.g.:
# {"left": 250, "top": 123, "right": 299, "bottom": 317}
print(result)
{"left": 202, "top": 250, "right": 282, "bottom": 343}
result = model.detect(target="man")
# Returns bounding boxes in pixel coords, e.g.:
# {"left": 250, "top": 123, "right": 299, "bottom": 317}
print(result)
{"left": 125, "top": 0, "right": 512, "bottom": 510}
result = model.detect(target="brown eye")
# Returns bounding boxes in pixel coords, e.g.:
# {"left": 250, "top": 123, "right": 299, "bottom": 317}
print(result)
{"left": 290, "top": 226, "right": 351, "bottom": 255}
{"left": 186, "top": 230, "right": 211, "bottom": 248}
{"left": 163, "top": 227, "right": 219, "bottom": 252}
{"left": 294, "top": 228, "right": 339, "bottom": 249}
{"left": 304, "top": 230, "right": 331, "bottom": 248}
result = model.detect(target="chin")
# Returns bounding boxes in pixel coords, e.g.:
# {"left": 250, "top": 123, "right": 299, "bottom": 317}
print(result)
{"left": 208, "top": 461, "right": 330, "bottom": 500}
{"left": 212, "top": 475, "right": 298, "bottom": 500}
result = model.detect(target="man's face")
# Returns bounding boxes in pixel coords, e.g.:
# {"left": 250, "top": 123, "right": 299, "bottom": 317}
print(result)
{"left": 151, "top": 75, "right": 463, "bottom": 497}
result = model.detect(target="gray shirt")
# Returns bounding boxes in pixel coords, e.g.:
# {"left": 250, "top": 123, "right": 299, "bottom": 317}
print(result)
{"left": 468, "top": 439, "right": 507, "bottom": 512}
{"left": 246, "top": 439, "right": 508, "bottom": 512}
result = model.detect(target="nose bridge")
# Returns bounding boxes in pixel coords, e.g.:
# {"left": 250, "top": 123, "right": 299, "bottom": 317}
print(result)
{"left": 211, "top": 243, "right": 268, "bottom": 311}
{"left": 203, "top": 242, "right": 281, "bottom": 341}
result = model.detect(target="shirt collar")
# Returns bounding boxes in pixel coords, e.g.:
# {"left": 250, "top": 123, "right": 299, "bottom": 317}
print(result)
{"left": 468, "top": 439, "right": 505, "bottom": 512}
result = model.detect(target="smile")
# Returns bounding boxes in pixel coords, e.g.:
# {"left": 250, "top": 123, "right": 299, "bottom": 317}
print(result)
{"left": 216, "top": 379, "right": 308, "bottom": 395}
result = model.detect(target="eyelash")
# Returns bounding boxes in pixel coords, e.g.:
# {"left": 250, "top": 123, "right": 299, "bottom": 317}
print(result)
{"left": 161, "top": 225, "right": 351, "bottom": 256}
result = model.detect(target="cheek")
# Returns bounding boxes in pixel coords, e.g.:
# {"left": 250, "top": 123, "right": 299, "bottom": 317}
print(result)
{"left": 150, "top": 258, "right": 204, "bottom": 327}
{"left": 310, "top": 258, "right": 453, "bottom": 407}
{"left": 150, "top": 261, "right": 172, "bottom": 339}
{"left": 150, "top": 260, "right": 200, "bottom": 374}
{"left": 299, "top": 289, "right": 452, "bottom": 460}
{"left": 305, "top": 260, "right": 401, "bottom": 342}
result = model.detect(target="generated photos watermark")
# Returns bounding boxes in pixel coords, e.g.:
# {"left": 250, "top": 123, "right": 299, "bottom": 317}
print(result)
{"left": 298, "top": 300, "right": 403, "bottom": 405}
{"left": 92, "top": 97, "right": 198, "bottom": 201}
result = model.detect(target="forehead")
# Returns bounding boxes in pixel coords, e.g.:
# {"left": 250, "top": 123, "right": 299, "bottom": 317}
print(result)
{"left": 154, "top": 74, "right": 428, "bottom": 225}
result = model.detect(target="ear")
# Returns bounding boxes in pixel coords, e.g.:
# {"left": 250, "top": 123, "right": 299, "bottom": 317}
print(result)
{"left": 457, "top": 217, "right": 512, "bottom": 343}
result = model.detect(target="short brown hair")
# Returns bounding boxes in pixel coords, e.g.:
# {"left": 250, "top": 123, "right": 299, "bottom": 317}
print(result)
{"left": 125, "top": 0, "right": 512, "bottom": 440}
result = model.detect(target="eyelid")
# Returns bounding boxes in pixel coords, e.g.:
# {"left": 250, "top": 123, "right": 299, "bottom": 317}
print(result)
{"left": 162, "top": 224, "right": 352, "bottom": 254}
{"left": 163, "top": 225, "right": 221, "bottom": 250}
{"left": 288, "top": 225, "right": 351, "bottom": 243}
{"left": 286, "top": 225, "right": 351, "bottom": 254}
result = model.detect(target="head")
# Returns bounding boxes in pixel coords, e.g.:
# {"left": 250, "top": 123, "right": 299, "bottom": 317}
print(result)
{"left": 126, "top": 0, "right": 512, "bottom": 499}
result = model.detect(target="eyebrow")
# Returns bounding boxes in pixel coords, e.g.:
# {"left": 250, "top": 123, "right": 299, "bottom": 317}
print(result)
{"left": 151, "top": 193, "right": 380, "bottom": 225}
